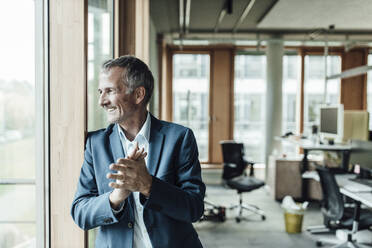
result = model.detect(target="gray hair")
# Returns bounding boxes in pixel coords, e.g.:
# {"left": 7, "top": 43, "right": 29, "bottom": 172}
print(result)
{"left": 102, "top": 55, "right": 154, "bottom": 105}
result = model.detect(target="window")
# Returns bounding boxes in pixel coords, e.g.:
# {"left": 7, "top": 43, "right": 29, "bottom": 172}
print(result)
{"left": 303, "top": 55, "right": 341, "bottom": 136}
{"left": 87, "top": 0, "right": 114, "bottom": 246}
{"left": 234, "top": 54, "right": 266, "bottom": 162}
{"left": 172, "top": 54, "right": 210, "bottom": 162}
{"left": 367, "top": 54, "right": 372, "bottom": 130}
{"left": 87, "top": 0, "right": 114, "bottom": 131}
{"left": 282, "top": 54, "right": 300, "bottom": 156}
{"left": 0, "top": 1, "right": 42, "bottom": 247}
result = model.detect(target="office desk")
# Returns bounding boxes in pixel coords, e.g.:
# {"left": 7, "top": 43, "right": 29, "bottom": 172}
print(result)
{"left": 301, "top": 142, "right": 351, "bottom": 201}
{"left": 336, "top": 175, "right": 372, "bottom": 246}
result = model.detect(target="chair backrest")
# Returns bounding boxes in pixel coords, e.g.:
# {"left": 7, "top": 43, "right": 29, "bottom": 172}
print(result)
{"left": 316, "top": 166, "right": 344, "bottom": 221}
{"left": 220, "top": 141, "right": 247, "bottom": 180}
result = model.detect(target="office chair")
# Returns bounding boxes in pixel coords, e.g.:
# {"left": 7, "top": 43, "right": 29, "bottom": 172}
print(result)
{"left": 220, "top": 141, "right": 266, "bottom": 222}
{"left": 310, "top": 166, "right": 372, "bottom": 247}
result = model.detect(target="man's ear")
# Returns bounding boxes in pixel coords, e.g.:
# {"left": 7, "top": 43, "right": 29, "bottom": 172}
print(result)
{"left": 134, "top": 86, "right": 146, "bottom": 105}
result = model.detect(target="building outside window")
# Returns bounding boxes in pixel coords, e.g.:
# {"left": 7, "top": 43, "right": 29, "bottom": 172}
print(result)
{"left": 172, "top": 54, "right": 210, "bottom": 162}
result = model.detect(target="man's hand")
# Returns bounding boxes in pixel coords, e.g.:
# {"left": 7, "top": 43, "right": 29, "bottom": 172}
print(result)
{"left": 107, "top": 143, "right": 152, "bottom": 209}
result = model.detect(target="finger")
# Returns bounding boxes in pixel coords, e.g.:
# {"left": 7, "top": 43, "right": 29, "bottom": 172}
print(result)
{"left": 108, "top": 181, "right": 125, "bottom": 189}
{"left": 110, "top": 163, "right": 127, "bottom": 172}
{"left": 132, "top": 147, "right": 145, "bottom": 160}
{"left": 138, "top": 152, "right": 147, "bottom": 160}
{"left": 106, "top": 172, "right": 124, "bottom": 181}
{"left": 128, "top": 142, "right": 139, "bottom": 158}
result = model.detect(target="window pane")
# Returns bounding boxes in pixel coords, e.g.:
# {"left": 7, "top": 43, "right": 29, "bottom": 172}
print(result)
{"left": 282, "top": 55, "right": 300, "bottom": 156}
{"left": 87, "top": 1, "right": 114, "bottom": 246}
{"left": 0, "top": 1, "right": 36, "bottom": 247}
{"left": 173, "top": 54, "right": 210, "bottom": 162}
{"left": 87, "top": 0, "right": 114, "bottom": 132}
{"left": 304, "top": 55, "right": 341, "bottom": 136}
{"left": 0, "top": 224, "right": 35, "bottom": 248}
{"left": 0, "top": 185, "right": 35, "bottom": 248}
{"left": 234, "top": 55, "right": 266, "bottom": 163}
{"left": 367, "top": 54, "right": 372, "bottom": 130}
{"left": 0, "top": 185, "right": 35, "bottom": 222}
{"left": 0, "top": 0, "right": 35, "bottom": 179}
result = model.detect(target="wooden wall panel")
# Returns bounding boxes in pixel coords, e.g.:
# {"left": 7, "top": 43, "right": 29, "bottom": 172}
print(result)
{"left": 117, "top": 0, "right": 149, "bottom": 63}
{"left": 49, "top": 0, "right": 87, "bottom": 247}
{"left": 341, "top": 48, "right": 368, "bottom": 110}
{"left": 210, "top": 50, "right": 233, "bottom": 163}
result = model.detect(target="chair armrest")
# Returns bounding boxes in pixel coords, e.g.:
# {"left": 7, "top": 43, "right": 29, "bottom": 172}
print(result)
{"left": 244, "top": 160, "right": 255, "bottom": 176}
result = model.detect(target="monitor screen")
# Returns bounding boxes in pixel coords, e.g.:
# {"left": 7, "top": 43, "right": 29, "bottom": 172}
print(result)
{"left": 350, "top": 140, "right": 372, "bottom": 172}
{"left": 320, "top": 107, "right": 338, "bottom": 134}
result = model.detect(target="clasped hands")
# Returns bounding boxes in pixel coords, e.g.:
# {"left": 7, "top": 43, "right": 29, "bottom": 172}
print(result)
{"left": 107, "top": 143, "right": 152, "bottom": 209}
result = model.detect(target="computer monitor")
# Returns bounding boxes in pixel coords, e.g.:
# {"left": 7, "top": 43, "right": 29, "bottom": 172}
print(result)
{"left": 350, "top": 139, "right": 372, "bottom": 176}
{"left": 319, "top": 104, "right": 344, "bottom": 142}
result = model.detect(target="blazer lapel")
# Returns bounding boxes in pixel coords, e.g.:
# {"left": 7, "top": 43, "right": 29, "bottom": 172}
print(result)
{"left": 148, "top": 115, "right": 164, "bottom": 177}
{"left": 109, "top": 124, "right": 126, "bottom": 162}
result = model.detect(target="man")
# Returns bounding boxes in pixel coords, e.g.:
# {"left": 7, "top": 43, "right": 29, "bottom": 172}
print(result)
{"left": 71, "top": 55, "right": 205, "bottom": 248}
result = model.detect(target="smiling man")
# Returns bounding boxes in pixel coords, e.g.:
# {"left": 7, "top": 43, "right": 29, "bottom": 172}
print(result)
{"left": 71, "top": 55, "right": 205, "bottom": 248}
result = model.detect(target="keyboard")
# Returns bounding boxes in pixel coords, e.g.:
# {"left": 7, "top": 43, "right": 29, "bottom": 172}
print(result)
{"left": 350, "top": 178, "right": 372, "bottom": 188}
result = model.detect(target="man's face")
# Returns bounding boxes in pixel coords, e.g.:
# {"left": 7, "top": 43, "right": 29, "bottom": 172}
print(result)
{"left": 98, "top": 67, "right": 137, "bottom": 124}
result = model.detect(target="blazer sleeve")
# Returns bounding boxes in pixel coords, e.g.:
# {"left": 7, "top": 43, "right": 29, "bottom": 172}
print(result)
{"left": 70, "top": 135, "right": 128, "bottom": 230}
{"left": 142, "top": 128, "right": 206, "bottom": 223}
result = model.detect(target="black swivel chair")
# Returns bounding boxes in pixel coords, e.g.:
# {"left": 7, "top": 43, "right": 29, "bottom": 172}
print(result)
{"left": 311, "top": 166, "right": 372, "bottom": 247}
{"left": 220, "top": 141, "right": 266, "bottom": 222}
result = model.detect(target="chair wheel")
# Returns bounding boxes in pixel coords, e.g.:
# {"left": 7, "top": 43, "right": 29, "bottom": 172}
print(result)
{"left": 236, "top": 217, "right": 241, "bottom": 223}
{"left": 261, "top": 215, "right": 266, "bottom": 221}
{"left": 316, "top": 241, "right": 322, "bottom": 247}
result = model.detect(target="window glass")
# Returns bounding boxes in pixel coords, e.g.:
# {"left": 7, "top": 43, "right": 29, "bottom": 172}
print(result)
{"left": 303, "top": 55, "right": 341, "bottom": 136}
{"left": 172, "top": 54, "right": 210, "bottom": 162}
{"left": 87, "top": 1, "right": 114, "bottom": 246}
{"left": 87, "top": 0, "right": 114, "bottom": 132}
{"left": 0, "top": 1, "right": 36, "bottom": 247}
{"left": 234, "top": 55, "right": 266, "bottom": 162}
{"left": 282, "top": 55, "right": 300, "bottom": 156}
{"left": 367, "top": 54, "right": 372, "bottom": 130}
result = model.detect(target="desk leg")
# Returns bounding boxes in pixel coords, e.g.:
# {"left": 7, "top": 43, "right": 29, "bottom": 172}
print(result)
{"left": 342, "top": 150, "right": 351, "bottom": 172}
{"left": 301, "top": 149, "right": 309, "bottom": 201}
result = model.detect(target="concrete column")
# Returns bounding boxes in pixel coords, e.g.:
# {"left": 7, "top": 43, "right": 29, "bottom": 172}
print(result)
{"left": 265, "top": 38, "right": 283, "bottom": 179}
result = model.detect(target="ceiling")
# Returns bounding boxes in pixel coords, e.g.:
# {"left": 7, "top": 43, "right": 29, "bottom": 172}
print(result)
{"left": 150, "top": 0, "right": 372, "bottom": 45}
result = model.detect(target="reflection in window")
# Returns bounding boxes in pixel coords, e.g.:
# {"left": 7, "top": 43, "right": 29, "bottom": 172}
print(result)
{"left": 173, "top": 54, "right": 210, "bottom": 162}
{"left": 87, "top": 1, "right": 113, "bottom": 247}
{"left": 234, "top": 54, "right": 266, "bottom": 163}
{"left": 304, "top": 55, "right": 341, "bottom": 136}
{"left": 0, "top": 0, "right": 36, "bottom": 247}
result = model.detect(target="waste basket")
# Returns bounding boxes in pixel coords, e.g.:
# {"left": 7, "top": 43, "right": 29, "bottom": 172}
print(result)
{"left": 281, "top": 196, "right": 307, "bottom": 234}
{"left": 284, "top": 209, "right": 304, "bottom": 233}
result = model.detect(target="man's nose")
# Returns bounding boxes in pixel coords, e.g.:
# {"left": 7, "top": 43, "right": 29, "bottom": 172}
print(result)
{"left": 99, "top": 93, "right": 109, "bottom": 106}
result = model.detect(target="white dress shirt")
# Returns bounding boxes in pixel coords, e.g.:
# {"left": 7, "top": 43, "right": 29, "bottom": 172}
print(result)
{"left": 117, "top": 112, "right": 153, "bottom": 248}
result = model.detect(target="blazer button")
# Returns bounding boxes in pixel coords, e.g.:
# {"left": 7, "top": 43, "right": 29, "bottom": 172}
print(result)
{"left": 128, "top": 222, "right": 133, "bottom": 228}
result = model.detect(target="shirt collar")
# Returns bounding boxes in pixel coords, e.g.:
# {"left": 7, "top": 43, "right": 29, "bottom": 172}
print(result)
{"left": 117, "top": 112, "right": 151, "bottom": 144}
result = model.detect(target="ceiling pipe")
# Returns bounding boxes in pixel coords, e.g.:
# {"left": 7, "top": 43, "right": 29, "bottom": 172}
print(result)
{"left": 232, "top": 0, "right": 256, "bottom": 32}
{"left": 214, "top": 9, "right": 227, "bottom": 32}
{"left": 185, "top": 0, "right": 191, "bottom": 34}
{"left": 179, "top": 0, "right": 185, "bottom": 35}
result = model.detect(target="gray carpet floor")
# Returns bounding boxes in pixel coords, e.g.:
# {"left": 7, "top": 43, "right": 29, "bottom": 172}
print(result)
{"left": 194, "top": 170, "right": 324, "bottom": 248}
